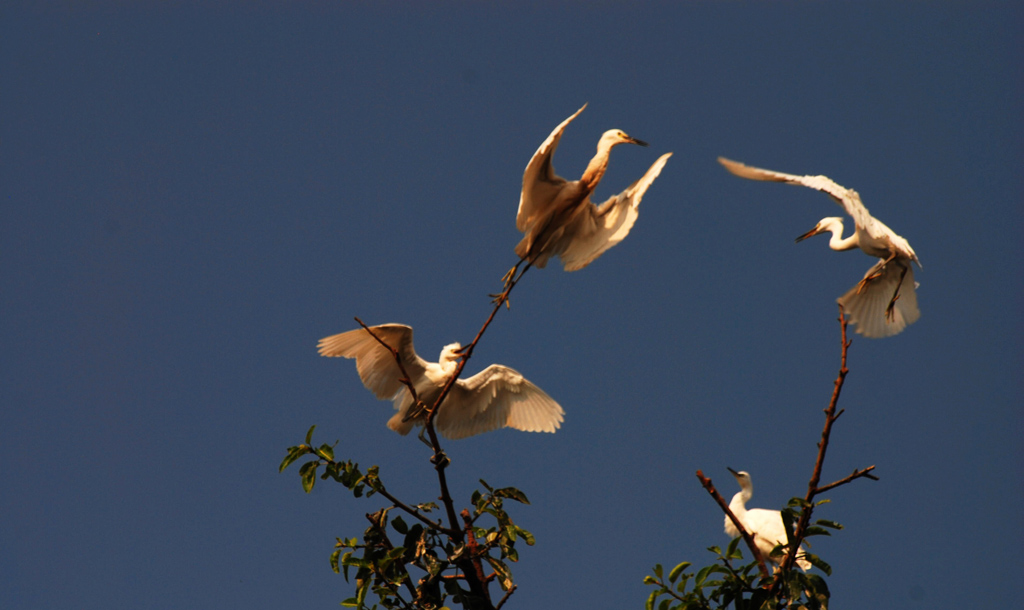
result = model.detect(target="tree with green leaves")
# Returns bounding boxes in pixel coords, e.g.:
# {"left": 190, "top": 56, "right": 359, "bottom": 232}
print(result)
{"left": 284, "top": 256, "right": 877, "bottom": 610}
{"left": 644, "top": 307, "right": 877, "bottom": 610}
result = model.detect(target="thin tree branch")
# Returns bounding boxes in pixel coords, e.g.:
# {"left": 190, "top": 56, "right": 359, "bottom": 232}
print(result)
{"left": 696, "top": 470, "right": 772, "bottom": 581}
{"left": 352, "top": 264, "right": 533, "bottom": 610}
{"left": 494, "top": 584, "right": 518, "bottom": 610}
{"left": 353, "top": 317, "right": 429, "bottom": 412}
{"left": 371, "top": 485, "right": 453, "bottom": 536}
{"left": 815, "top": 466, "right": 878, "bottom": 495}
{"left": 773, "top": 304, "right": 878, "bottom": 586}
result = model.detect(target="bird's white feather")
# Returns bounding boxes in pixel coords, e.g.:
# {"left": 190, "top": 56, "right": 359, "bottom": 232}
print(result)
{"left": 320, "top": 324, "right": 564, "bottom": 440}
{"left": 560, "top": 152, "right": 672, "bottom": 271}
{"left": 838, "top": 260, "right": 920, "bottom": 338}
{"left": 517, "top": 104, "right": 587, "bottom": 232}
{"left": 718, "top": 156, "right": 920, "bottom": 337}
{"left": 317, "top": 324, "right": 427, "bottom": 400}
{"left": 726, "top": 470, "right": 812, "bottom": 572}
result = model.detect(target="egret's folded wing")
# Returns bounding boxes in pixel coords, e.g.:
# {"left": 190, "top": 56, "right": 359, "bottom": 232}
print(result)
{"left": 718, "top": 157, "right": 888, "bottom": 239}
{"left": 317, "top": 324, "right": 428, "bottom": 399}
{"left": 559, "top": 152, "right": 672, "bottom": 272}
{"left": 838, "top": 261, "right": 919, "bottom": 338}
{"left": 435, "top": 365, "right": 564, "bottom": 440}
{"left": 517, "top": 104, "right": 587, "bottom": 233}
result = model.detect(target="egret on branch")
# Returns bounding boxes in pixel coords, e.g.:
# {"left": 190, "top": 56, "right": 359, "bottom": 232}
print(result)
{"left": 318, "top": 324, "right": 564, "bottom": 440}
{"left": 718, "top": 157, "right": 920, "bottom": 338}
{"left": 725, "top": 468, "right": 812, "bottom": 572}
{"left": 504, "top": 104, "right": 672, "bottom": 288}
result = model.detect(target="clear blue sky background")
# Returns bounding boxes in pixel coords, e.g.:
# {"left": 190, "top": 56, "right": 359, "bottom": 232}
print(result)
{"left": 2, "top": 3, "right": 1021, "bottom": 609}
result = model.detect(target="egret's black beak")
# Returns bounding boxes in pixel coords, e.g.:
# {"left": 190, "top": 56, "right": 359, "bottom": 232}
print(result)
{"left": 727, "top": 466, "right": 739, "bottom": 476}
{"left": 627, "top": 136, "right": 648, "bottom": 147}
{"left": 795, "top": 226, "right": 821, "bottom": 243}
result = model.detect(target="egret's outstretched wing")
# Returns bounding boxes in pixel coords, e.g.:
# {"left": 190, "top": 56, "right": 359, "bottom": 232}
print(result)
{"left": 517, "top": 104, "right": 587, "bottom": 232}
{"left": 559, "top": 152, "right": 672, "bottom": 272}
{"left": 718, "top": 157, "right": 886, "bottom": 240}
{"left": 317, "top": 324, "right": 428, "bottom": 400}
{"left": 435, "top": 365, "right": 564, "bottom": 440}
{"left": 838, "top": 260, "right": 919, "bottom": 338}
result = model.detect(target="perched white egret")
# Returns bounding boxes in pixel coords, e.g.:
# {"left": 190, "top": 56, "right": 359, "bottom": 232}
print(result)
{"left": 725, "top": 468, "right": 812, "bottom": 572}
{"left": 513, "top": 104, "right": 672, "bottom": 274}
{"left": 317, "top": 324, "right": 564, "bottom": 440}
{"left": 718, "top": 157, "right": 920, "bottom": 338}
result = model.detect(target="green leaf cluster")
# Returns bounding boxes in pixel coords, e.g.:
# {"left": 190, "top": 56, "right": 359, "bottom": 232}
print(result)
{"left": 644, "top": 529, "right": 835, "bottom": 610}
{"left": 282, "top": 428, "right": 536, "bottom": 609}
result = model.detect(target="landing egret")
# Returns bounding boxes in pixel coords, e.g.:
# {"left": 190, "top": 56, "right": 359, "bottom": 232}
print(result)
{"left": 510, "top": 104, "right": 672, "bottom": 279}
{"left": 317, "top": 324, "right": 564, "bottom": 440}
{"left": 718, "top": 157, "right": 920, "bottom": 338}
{"left": 725, "top": 468, "right": 812, "bottom": 572}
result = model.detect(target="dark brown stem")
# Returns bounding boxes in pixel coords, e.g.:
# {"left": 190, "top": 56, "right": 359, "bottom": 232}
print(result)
{"left": 494, "top": 585, "right": 518, "bottom": 610}
{"left": 773, "top": 304, "right": 876, "bottom": 586}
{"left": 353, "top": 264, "right": 532, "bottom": 610}
{"left": 461, "top": 509, "right": 491, "bottom": 591}
{"left": 696, "top": 470, "right": 772, "bottom": 580}
{"left": 816, "top": 466, "right": 878, "bottom": 494}
{"left": 371, "top": 485, "right": 454, "bottom": 536}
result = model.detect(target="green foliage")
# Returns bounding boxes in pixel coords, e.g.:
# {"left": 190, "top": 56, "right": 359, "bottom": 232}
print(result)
{"left": 644, "top": 519, "right": 837, "bottom": 610}
{"left": 282, "top": 428, "right": 534, "bottom": 609}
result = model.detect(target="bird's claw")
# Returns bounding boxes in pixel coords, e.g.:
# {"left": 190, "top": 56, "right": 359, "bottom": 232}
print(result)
{"left": 856, "top": 273, "right": 881, "bottom": 295}
{"left": 488, "top": 290, "right": 512, "bottom": 308}
{"left": 430, "top": 451, "right": 450, "bottom": 467}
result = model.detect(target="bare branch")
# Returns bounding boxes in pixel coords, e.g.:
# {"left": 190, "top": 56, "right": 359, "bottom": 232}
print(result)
{"left": 494, "top": 584, "right": 518, "bottom": 610}
{"left": 774, "top": 304, "right": 856, "bottom": 582}
{"left": 815, "top": 465, "right": 879, "bottom": 494}
{"left": 695, "top": 470, "right": 772, "bottom": 581}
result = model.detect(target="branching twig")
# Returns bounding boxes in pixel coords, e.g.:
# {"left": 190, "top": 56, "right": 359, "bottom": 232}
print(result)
{"left": 696, "top": 470, "right": 772, "bottom": 580}
{"left": 371, "top": 486, "right": 453, "bottom": 536}
{"left": 816, "top": 466, "right": 878, "bottom": 495}
{"left": 494, "top": 584, "right": 518, "bottom": 610}
{"left": 350, "top": 266, "right": 534, "bottom": 610}
{"left": 773, "top": 304, "right": 877, "bottom": 585}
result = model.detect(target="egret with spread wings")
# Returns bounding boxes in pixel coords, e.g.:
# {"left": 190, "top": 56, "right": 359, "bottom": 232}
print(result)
{"left": 501, "top": 104, "right": 672, "bottom": 292}
{"left": 718, "top": 157, "right": 920, "bottom": 338}
{"left": 318, "top": 324, "right": 564, "bottom": 440}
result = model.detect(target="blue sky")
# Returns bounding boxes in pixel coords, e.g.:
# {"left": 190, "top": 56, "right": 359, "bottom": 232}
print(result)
{"left": 2, "top": 3, "right": 1021, "bottom": 608}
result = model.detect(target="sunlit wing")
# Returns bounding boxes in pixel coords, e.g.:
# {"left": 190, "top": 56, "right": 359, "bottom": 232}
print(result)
{"left": 838, "top": 260, "right": 919, "bottom": 338}
{"left": 559, "top": 152, "right": 672, "bottom": 272}
{"left": 317, "top": 324, "right": 428, "bottom": 400}
{"left": 516, "top": 104, "right": 587, "bottom": 232}
{"left": 717, "top": 157, "right": 887, "bottom": 242}
{"left": 435, "top": 365, "right": 564, "bottom": 440}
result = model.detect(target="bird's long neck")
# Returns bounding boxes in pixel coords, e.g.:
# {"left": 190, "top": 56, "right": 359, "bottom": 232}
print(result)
{"left": 579, "top": 141, "right": 616, "bottom": 193}
{"left": 729, "top": 490, "right": 749, "bottom": 517}
{"left": 827, "top": 226, "right": 859, "bottom": 252}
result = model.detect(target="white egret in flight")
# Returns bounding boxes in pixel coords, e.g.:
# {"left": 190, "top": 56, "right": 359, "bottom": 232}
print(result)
{"left": 725, "top": 468, "right": 812, "bottom": 572}
{"left": 718, "top": 157, "right": 920, "bottom": 338}
{"left": 317, "top": 324, "right": 564, "bottom": 440}
{"left": 507, "top": 104, "right": 672, "bottom": 284}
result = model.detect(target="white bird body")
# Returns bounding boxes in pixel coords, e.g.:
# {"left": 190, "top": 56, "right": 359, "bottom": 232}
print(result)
{"left": 725, "top": 468, "right": 812, "bottom": 572}
{"left": 718, "top": 157, "right": 920, "bottom": 338}
{"left": 515, "top": 104, "right": 672, "bottom": 271}
{"left": 317, "top": 324, "right": 564, "bottom": 440}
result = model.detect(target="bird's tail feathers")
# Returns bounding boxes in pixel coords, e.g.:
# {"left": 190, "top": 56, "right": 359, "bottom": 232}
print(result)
{"left": 838, "top": 260, "right": 920, "bottom": 338}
